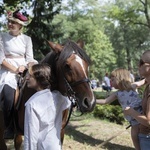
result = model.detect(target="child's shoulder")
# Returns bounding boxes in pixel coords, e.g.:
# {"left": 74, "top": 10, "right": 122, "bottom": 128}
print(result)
{"left": 117, "top": 90, "right": 136, "bottom": 96}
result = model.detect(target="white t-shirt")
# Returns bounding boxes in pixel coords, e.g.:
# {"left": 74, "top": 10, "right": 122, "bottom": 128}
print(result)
{"left": 24, "top": 89, "right": 71, "bottom": 150}
{"left": 104, "top": 76, "right": 111, "bottom": 87}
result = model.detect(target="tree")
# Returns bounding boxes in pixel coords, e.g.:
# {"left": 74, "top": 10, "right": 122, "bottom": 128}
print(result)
{"left": 102, "top": 0, "right": 150, "bottom": 73}
{"left": 86, "top": 30, "right": 116, "bottom": 80}
{"left": 0, "top": 0, "right": 62, "bottom": 60}
{"left": 52, "top": 0, "right": 116, "bottom": 80}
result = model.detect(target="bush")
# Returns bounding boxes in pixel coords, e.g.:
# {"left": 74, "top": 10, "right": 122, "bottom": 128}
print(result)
{"left": 93, "top": 105, "right": 125, "bottom": 125}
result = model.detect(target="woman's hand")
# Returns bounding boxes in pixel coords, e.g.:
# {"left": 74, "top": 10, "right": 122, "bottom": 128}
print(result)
{"left": 17, "top": 65, "right": 26, "bottom": 73}
{"left": 123, "top": 107, "right": 132, "bottom": 116}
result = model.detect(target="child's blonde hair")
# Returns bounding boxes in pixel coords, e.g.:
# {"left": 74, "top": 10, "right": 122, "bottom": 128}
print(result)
{"left": 110, "top": 68, "right": 133, "bottom": 91}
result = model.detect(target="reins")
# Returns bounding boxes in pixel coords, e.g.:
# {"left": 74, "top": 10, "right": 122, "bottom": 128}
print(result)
{"left": 62, "top": 76, "right": 90, "bottom": 129}
{"left": 62, "top": 77, "right": 79, "bottom": 129}
{"left": 16, "top": 70, "right": 28, "bottom": 110}
{"left": 15, "top": 71, "right": 28, "bottom": 134}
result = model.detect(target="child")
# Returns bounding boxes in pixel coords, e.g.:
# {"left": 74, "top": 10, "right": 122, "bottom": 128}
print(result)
{"left": 24, "top": 64, "right": 71, "bottom": 150}
{"left": 97, "top": 68, "right": 145, "bottom": 150}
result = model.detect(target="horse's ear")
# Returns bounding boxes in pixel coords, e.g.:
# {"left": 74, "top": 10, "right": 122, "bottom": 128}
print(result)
{"left": 46, "top": 40, "right": 63, "bottom": 53}
{"left": 76, "top": 39, "right": 85, "bottom": 49}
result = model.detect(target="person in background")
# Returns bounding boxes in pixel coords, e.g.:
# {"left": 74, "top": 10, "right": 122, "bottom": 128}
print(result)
{"left": 96, "top": 68, "right": 145, "bottom": 150}
{"left": 102, "top": 73, "right": 112, "bottom": 95}
{"left": 124, "top": 50, "right": 150, "bottom": 150}
{"left": 91, "top": 79, "right": 97, "bottom": 89}
{"left": 0, "top": 9, "right": 37, "bottom": 139}
{"left": 24, "top": 64, "right": 71, "bottom": 150}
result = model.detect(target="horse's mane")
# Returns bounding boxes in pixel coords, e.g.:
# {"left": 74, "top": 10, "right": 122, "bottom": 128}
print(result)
{"left": 40, "top": 52, "right": 58, "bottom": 90}
{"left": 57, "top": 40, "right": 91, "bottom": 69}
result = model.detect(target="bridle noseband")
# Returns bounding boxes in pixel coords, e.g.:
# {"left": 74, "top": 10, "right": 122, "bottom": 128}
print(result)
{"left": 70, "top": 78, "right": 91, "bottom": 87}
{"left": 62, "top": 76, "right": 90, "bottom": 129}
{"left": 64, "top": 77, "right": 90, "bottom": 105}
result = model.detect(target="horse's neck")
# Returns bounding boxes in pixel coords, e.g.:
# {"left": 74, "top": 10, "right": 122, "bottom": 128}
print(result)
{"left": 42, "top": 52, "right": 59, "bottom": 91}
{"left": 41, "top": 51, "right": 67, "bottom": 94}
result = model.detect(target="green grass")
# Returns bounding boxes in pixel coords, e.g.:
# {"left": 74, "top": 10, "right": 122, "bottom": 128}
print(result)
{"left": 63, "top": 114, "right": 134, "bottom": 150}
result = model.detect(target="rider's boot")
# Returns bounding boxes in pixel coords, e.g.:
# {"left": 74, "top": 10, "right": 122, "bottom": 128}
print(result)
{"left": 3, "top": 110, "right": 14, "bottom": 139}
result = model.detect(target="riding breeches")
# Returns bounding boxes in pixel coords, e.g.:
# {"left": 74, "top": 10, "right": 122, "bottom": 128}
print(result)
{"left": 1, "top": 84, "right": 15, "bottom": 127}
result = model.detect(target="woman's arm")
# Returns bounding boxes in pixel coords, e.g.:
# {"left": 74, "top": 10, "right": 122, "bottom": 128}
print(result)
{"left": 96, "top": 92, "right": 117, "bottom": 105}
{"left": 131, "top": 78, "right": 145, "bottom": 90}
{"left": 124, "top": 97, "right": 150, "bottom": 127}
{"left": 25, "top": 36, "right": 37, "bottom": 65}
{"left": 2, "top": 59, "right": 17, "bottom": 73}
{"left": 2, "top": 59, "right": 26, "bottom": 73}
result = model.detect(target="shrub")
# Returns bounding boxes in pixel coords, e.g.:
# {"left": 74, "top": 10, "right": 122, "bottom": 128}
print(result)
{"left": 93, "top": 104, "right": 125, "bottom": 125}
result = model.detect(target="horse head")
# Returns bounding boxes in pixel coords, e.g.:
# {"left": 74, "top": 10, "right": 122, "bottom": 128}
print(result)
{"left": 44, "top": 40, "right": 96, "bottom": 113}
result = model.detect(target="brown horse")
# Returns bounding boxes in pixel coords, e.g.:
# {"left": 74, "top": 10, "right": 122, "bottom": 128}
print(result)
{"left": 0, "top": 40, "right": 96, "bottom": 150}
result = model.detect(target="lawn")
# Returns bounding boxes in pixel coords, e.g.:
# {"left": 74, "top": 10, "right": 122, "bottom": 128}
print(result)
{"left": 62, "top": 114, "right": 134, "bottom": 150}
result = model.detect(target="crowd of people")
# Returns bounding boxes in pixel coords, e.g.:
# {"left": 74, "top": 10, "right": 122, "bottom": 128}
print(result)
{"left": 0, "top": 9, "right": 150, "bottom": 150}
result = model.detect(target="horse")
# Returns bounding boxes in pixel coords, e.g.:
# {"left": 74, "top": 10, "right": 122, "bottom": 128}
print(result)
{"left": 0, "top": 39, "right": 96, "bottom": 150}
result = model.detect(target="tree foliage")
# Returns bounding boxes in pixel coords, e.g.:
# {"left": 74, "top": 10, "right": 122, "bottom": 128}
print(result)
{"left": 85, "top": 30, "right": 116, "bottom": 80}
{"left": 1, "top": 0, "right": 150, "bottom": 80}
{"left": 52, "top": 0, "right": 116, "bottom": 80}
{"left": 0, "top": 0, "right": 62, "bottom": 60}
{"left": 102, "top": 0, "right": 150, "bottom": 74}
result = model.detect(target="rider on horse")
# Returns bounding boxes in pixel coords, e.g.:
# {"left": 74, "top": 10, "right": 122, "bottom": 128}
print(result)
{"left": 0, "top": 10, "right": 37, "bottom": 139}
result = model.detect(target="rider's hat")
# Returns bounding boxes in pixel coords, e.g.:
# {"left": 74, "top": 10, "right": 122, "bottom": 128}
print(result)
{"left": 7, "top": 10, "right": 29, "bottom": 26}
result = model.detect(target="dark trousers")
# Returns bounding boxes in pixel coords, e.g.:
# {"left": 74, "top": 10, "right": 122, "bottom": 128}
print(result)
{"left": 1, "top": 85, "right": 15, "bottom": 128}
{"left": 102, "top": 85, "right": 112, "bottom": 92}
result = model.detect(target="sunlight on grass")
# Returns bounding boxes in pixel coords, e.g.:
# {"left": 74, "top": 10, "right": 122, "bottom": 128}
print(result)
{"left": 63, "top": 114, "right": 134, "bottom": 150}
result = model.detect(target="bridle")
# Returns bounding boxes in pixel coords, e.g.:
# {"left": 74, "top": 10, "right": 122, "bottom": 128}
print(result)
{"left": 64, "top": 77, "right": 91, "bottom": 106}
{"left": 70, "top": 78, "right": 91, "bottom": 87}
{"left": 57, "top": 49, "right": 91, "bottom": 128}
{"left": 62, "top": 75, "right": 91, "bottom": 129}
